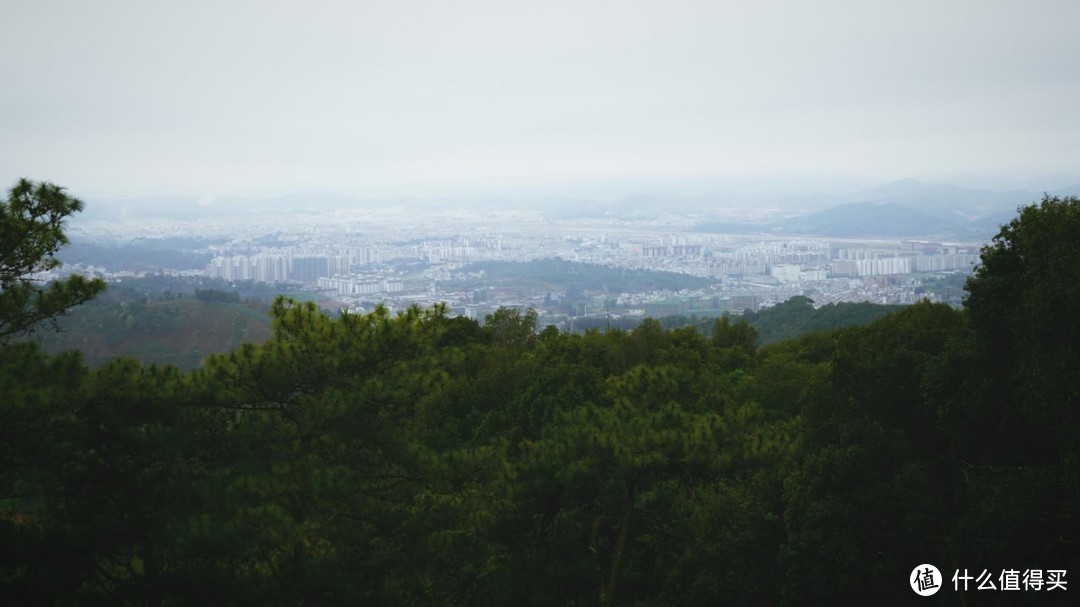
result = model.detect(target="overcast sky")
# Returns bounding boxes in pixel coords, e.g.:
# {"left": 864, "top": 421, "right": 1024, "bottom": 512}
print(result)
{"left": 2, "top": 0, "right": 1078, "bottom": 199}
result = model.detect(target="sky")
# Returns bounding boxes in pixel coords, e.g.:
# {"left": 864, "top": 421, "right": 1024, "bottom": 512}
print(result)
{"left": 2, "top": 0, "right": 1079, "bottom": 200}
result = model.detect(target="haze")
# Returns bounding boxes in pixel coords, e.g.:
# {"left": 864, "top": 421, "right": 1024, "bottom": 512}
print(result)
{"left": 2, "top": 0, "right": 1079, "bottom": 200}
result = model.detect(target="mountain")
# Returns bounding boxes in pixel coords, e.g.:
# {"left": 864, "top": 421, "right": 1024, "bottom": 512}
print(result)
{"left": 695, "top": 178, "right": 1079, "bottom": 238}
{"left": 1053, "top": 183, "right": 1080, "bottom": 197}
{"left": 696, "top": 200, "right": 976, "bottom": 238}
{"left": 847, "top": 178, "right": 1036, "bottom": 221}
{"left": 773, "top": 178, "right": 1043, "bottom": 219}
{"left": 775, "top": 201, "right": 965, "bottom": 237}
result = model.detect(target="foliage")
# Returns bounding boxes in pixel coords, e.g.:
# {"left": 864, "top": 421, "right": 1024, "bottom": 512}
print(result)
{"left": 958, "top": 195, "right": 1080, "bottom": 585}
{"left": 743, "top": 295, "right": 903, "bottom": 345}
{"left": 194, "top": 288, "right": 241, "bottom": 303}
{"left": 31, "top": 292, "right": 272, "bottom": 370}
{"left": 0, "top": 179, "right": 105, "bottom": 344}
{"left": 964, "top": 195, "right": 1080, "bottom": 459}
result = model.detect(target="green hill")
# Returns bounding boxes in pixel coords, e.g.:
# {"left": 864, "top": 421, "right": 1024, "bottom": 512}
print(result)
{"left": 571, "top": 296, "right": 901, "bottom": 344}
{"left": 32, "top": 296, "right": 272, "bottom": 369}
{"left": 744, "top": 295, "right": 903, "bottom": 344}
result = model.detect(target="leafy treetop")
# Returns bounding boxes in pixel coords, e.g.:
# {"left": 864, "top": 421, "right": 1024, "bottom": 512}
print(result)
{"left": 0, "top": 179, "right": 105, "bottom": 344}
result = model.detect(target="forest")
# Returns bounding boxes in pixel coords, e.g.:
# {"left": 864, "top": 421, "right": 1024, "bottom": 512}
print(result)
{"left": 2, "top": 180, "right": 1078, "bottom": 605}
{"left": 29, "top": 277, "right": 901, "bottom": 371}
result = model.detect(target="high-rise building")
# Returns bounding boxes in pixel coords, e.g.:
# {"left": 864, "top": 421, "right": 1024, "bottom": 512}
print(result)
{"left": 290, "top": 257, "right": 330, "bottom": 285}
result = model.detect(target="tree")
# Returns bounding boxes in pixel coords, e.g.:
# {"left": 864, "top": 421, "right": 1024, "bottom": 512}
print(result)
{"left": 0, "top": 179, "right": 105, "bottom": 344}
{"left": 711, "top": 315, "right": 757, "bottom": 353}
{"left": 484, "top": 307, "right": 538, "bottom": 349}
{"left": 958, "top": 195, "right": 1080, "bottom": 582}
{"left": 778, "top": 303, "right": 965, "bottom": 604}
{"left": 196, "top": 299, "right": 467, "bottom": 603}
{"left": 964, "top": 194, "right": 1080, "bottom": 453}
{"left": 0, "top": 180, "right": 106, "bottom": 600}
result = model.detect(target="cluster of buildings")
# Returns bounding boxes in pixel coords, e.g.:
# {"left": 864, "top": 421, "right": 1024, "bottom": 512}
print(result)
{"left": 632, "top": 238, "right": 978, "bottom": 282}
{"left": 207, "top": 247, "right": 379, "bottom": 284}
{"left": 68, "top": 204, "right": 984, "bottom": 324}
{"left": 55, "top": 198, "right": 991, "bottom": 334}
{"left": 317, "top": 275, "right": 405, "bottom": 297}
{"left": 829, "top": 244, "right": 979, "bottom": 276}
{"left": 192, "top": 221, "right": 981, "bottom": 322}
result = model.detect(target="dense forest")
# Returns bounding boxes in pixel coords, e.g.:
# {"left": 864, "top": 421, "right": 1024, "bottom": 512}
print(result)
{"left": 569, "top": 297, "right": 902, "bottom": 345}
{"left": 2, "top": 181, "right": 1078, "bottom": 605}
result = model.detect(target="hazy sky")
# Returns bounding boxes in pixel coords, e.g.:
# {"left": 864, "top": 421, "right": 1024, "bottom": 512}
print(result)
{"left": 2, "top": 0, "right": 1078, "bottom": 199}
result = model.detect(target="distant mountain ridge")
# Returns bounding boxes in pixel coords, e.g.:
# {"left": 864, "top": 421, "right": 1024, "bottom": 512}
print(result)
{"left": 775, "top": 201, "right": 964, "bottom": 238}
{"left": 72, "top": 177, "right": 1080, "bottom": 233}
{"left": 775, "top": 178, "right": 1055, "bottom": 216}
{"left": 697, "top": 200, "right": 990, "bottom": 239}
{"left": 697, "top": 178, "right": 1080, "bottom": 239}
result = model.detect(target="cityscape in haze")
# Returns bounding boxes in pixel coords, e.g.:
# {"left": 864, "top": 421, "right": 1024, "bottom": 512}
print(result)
{"left": 40, "top": 174, "right": 1069, "bottom": 334}
{"left": 54, "top": 178, "right": 1001, "bottom": 324}
{"left": 6, "top": 0, "right": 1078, "bottom": 331}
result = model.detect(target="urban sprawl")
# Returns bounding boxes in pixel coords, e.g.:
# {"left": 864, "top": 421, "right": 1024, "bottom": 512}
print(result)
{"left": 68, "top": 207, "right": 980, "bottom": 325}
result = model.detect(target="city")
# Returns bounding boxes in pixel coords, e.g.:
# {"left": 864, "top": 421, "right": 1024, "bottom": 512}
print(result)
{"left": 58, "top": 203, "right": 982, "bottom": 330}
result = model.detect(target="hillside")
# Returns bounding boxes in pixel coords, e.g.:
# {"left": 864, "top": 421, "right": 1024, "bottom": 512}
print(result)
{"left": 745, "top": 295, "right": 904, "bottom": 344}
{"left": 696, "top": 200, "right": 979, "bottom": 238}
{"left": 774, "top": 177, "right": 1041, "bottom": 216}
{"left": 32, "top": 297, "right": 272, "bottom": 369}
{"left": 776, "top": 201, "right": 963, "bottom": 237}
{"left": 696, "top": 179, "right": 1065, "bottom": 238}
{"left": 696, "top": 200, "right": 973, "bottom": 238}
{"left": 570, "top": 296, "right": 902, "bottom": 342}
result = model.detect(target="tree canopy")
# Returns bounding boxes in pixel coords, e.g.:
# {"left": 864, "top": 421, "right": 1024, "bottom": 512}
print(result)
{"left": 0, "top": 179, "right": 105, "bottom": 344}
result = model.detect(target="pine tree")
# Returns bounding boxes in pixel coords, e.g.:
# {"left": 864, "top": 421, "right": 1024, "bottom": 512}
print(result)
{"left": 0, "top": 179, "right": 105, "bottom": 344}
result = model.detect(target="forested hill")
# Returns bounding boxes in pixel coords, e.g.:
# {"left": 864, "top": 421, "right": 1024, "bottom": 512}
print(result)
{"left": 35, "top": 282, "right": 899, "bottom": 369}
{"left": 572, "top": 296, "right": 902, "bottom": 343}
{"left": 744, "top": 295, "right": 904, "bottom": 344}
{"left": 30, "top": 290, "right": 272, "bottom": 369}
{"left": 3, "top": 194, "right": 1080, "bottom": 605}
